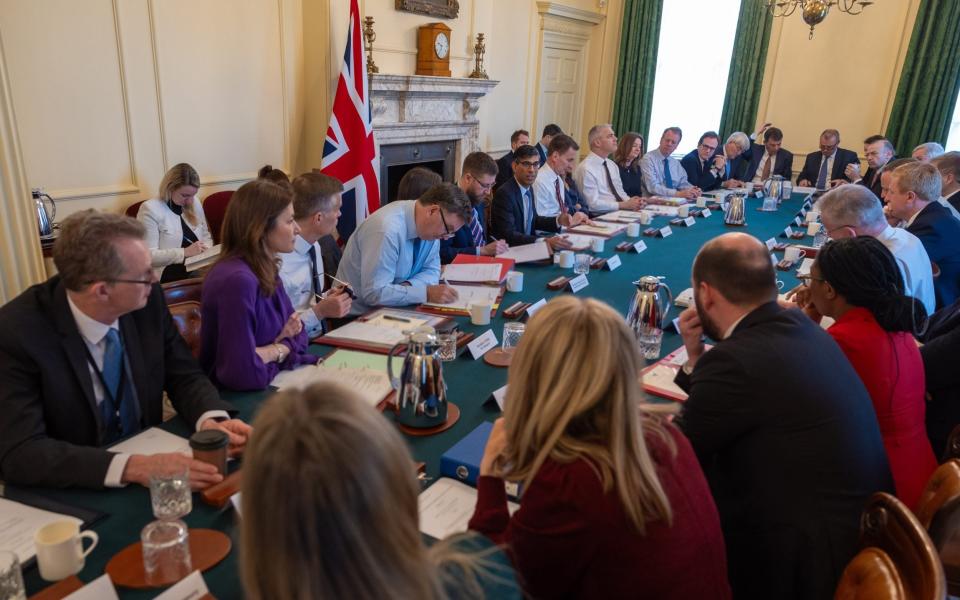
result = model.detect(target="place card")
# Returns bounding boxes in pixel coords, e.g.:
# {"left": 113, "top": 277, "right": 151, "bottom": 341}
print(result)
{"left": 633, "top": 240, "right": 647, "bottom": 253}
{"left": 605, "top": 255, "right": 622, "bottom": 270}
{"left": 670, "top": 316, "right": 682, "bottom": 332}
{"left": 658, "top": 226, "right": 673, "bottom": 238}
{"left": 491, "top": 385, "right": 507, "bottom": 411}
{"left": 568, "top": 274, "right": 589, "bottom": 293}
{"left": 526, "top": 298, "right": 547, "bottom": 318}
{"left": 793, "top": 216, "right": 803, "bottom": 227}
{"left": 683, "top": 216, "right": 696, "bottom": 227}
{"left": 701, "top": 208, "right": 712, "bottom": 218}
{"left": 765, "top": 237, "right": 776, "bottom": 251}
{"left": 783, "top": 226, "right": 794, "bottom": 238}
{"left": 153, "top": 571, "right": 210, "bottom": 600}
{"left": 467, "top": 329, "right": 498, "bottom": 360}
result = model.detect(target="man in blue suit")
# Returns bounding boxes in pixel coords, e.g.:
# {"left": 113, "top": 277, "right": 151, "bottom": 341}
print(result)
{"left": 886, "top": 161, "right": 960, "bottom": 308}
{"left": 495, "top": 129, "right": 530, "bottom": 190}
{"left": 440, "top": 152, "right": 509, "bottom": 263}
{"left": 681, "top": 131, "right": 725, "bottom": 191}
{"left": 796, "top": 129, "right": 860, "bottom": 190}
{"left": 535, "top": 124, "right": 563, "bottom": 166}
{"left": 490, "top": 145, "right": 586, "bottom": 248}
{"left": 744, "top": 125, "right": 794, "bottom": 183}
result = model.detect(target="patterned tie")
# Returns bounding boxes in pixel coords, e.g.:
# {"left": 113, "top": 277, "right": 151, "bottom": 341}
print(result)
{"left": 663, "top": 158, "right": 674, "bottom": 188}
{"left": 523, "top": 189, "right": 533, "bottom": 234}
{"left": 602, "top": 160, "right": 624, "bottom": 201}
{"left": 554, "top": 177, "right": 565, "bottom": 215}
{"left": 469, "top": 207, "right": 484, "bottom": 246}
{"left": 816, "top": 155, "right": 829, "bottom": 189}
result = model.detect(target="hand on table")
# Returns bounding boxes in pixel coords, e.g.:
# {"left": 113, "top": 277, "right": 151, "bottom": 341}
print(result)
{"left": 200, "top": 418, "right": 252, "bottom": 457}
{"left": 618, "top": 197, "right": 644, "bottom": 211}
{"left": 479, "top": 418, "right": 507, "bottom": 477}
{"left": 678, "top": 187, "right": 701, "bottom": 200}
{"left": 798, "top": 179, "right": 811, "bottom": 187}
{"left": 122, "top": 452, "right": 223, "bottom": 491}
{"left": 722, "top": 179, "right": 743, "bottom": 189}
{"left": 427, "top": 284, "right": 459, "bottom": 304}
{"left": 546, "top": 236, "right": 573, "bottom": 251}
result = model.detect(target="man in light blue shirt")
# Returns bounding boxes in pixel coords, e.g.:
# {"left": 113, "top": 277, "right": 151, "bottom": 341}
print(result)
{"left": 640, "top": 127, "right": 700, "bottom": 199}
{"left": 337, "top": 183, "right": 471, "bottom": 315}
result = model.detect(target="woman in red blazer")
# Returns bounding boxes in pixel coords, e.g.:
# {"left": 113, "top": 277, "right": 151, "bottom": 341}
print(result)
{"left": 468, "top": 296, "right": 730, "bottom": 599}
{"left": 796, "top": 236, "right": 936, "bottom": 509}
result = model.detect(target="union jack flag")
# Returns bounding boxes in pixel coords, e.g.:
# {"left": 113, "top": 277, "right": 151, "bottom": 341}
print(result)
{"left": 321, "top": 0, "right": 380, "bottom": 239}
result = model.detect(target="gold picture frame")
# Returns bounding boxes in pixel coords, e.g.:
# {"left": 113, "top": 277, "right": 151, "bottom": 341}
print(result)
{"left": 395, "top": 0, "right": 459, "bottom": 19}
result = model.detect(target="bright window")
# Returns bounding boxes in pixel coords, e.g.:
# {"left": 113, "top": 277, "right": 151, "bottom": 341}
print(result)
{"left": 646, "top": 0, "right": 742, "bottom": 156}
{"left": 946, "top": 94, "right": 960, "bottom": 151}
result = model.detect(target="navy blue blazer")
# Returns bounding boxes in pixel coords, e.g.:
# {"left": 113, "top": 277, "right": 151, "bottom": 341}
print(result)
{"left": 494, "top": 152, "right": 515, "bottom": 191}
{"left": 745, "top": 143, "right": 794, "bottom": 181}
{"left": 796, "top": 148, "right": 859, "bottom": 186}
{"left": 564, "top": 175, "right": 584, "bottom": 213}
{"left": 680, "top": 150, "right": 723, "bottom": 191}
{"left": 439, "top": 202, "right": 488, "bottom": 264}
{"left": 536, "top": 143, "right": 548, "bottom": 167}
{"left": 490, "top": 177, "right": 559, "bottom": 246}
{"left": 906, "top": 201, "right": 960, "bottom": 308}
{"left": 617, "top": 164, "right": 644, "bottom": 197}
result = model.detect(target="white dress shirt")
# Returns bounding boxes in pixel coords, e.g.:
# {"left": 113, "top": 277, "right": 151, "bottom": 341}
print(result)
{"left": 533, "top": 164, "right": 568, "bottom": 218}
{"left": 639, "top": 149, "right": 691, "bottom": 196}
{"left": 66, "top": 295, "right": 227, "bottom": 487}
{"left": 137, "top": 198, "right": 214, "bottom": 274}
{"left": 574, "top": 152, "right": 629, "bottom": 212}
{"left": 751, "top": 153, "right": 781, "bottom": 182}
{"left": 875, "top": 225, "right": 936, "bottom": 315}
{"left": 279, "top": 235, "right": 325, "bottom": 338}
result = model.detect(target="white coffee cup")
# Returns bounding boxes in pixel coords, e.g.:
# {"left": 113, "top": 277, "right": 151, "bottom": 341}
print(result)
{"left": 696, "top": 197, "right": 707, "bottom": 208}
{"left": 35, "top": 521, "right": 98, "bottom": 581}
{"left": 806, "top": 210, "right": 820, "bottom": 223}
{"left": 784, "top": 246, "right": 807, "bottom": 263}
{"left": 627, "top": 222, "right": 641, "bottom": 237}
{"left": 506, "top": 270, "right": 523, "bottom": 292}
{"left": 638, "top": 212, "right": 652, "bottom": 225}
{"left": 558, "top": 250, "right": 575, "bottom": 268}
{"left": 590, "top": 238, "right": 604, "bottom": 252}
{"left": 678, "top": 205, "right": 690, "bottom": 218}
{"left": 806, "top": 221, "right": 821, "bottom": 236}
{"left": 470, "top": 303, "right": 492, "bottom": 325}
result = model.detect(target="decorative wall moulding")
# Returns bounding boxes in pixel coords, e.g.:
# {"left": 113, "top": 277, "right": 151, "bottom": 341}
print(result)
{"left": 396, "top": 0, "right": 459, "bottom": 19}
{"left": 535, "top": 1, "right": 604, "bottom": 25}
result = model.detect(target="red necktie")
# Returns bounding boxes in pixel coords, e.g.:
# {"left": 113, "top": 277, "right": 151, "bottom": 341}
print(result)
{"left": 554, "top": 177, "right": 565, "bottom": 214}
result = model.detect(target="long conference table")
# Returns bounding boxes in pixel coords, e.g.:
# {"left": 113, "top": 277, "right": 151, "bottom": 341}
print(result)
{"left": 21, "top": 191, "right": 814, "bottom": 598}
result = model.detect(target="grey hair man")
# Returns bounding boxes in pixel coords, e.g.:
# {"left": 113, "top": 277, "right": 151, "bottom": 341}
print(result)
{"left": 912, "top": 142, "right": 945, "bottom": 162}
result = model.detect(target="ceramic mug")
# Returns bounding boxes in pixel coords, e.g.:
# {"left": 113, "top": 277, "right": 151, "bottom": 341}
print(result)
{"left": 590, "top": 238, "right": 604, "bottom": 252}
{"left": 506, "top": 271, "right": 523, "bottom": 292}
{"left": 558, "top": 250, "right": 575, "bottom": 268}
{"left": 35, "top": 521, "right": 98, "bottom": 581}
{"left": 470, "top": 303, "right": 492, "bottom": 326}
{"left": 784, "top": 246, "right": 807, "bottom": 263}
{"left": 626, "top": 222, "right": 642, "bottom": 237}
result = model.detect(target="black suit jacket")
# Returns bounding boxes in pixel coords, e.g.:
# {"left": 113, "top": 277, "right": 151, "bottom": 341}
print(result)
{"left": 536, "top": 143, "right": 548, "bottom": 167}
{"left": 0, "top": 277, "right": 235, "bottom": 488}
{"left": 858, "top": 165, "right": 885, "bottom": 199}
{"left": 920, "top": 298, "right": 960, "bottom": 454}
{"left": 945, "top": 190, "right": 960, "bottom": 213}
{"left": 680, "top": 150, "right": 722, "bottom": 191}
{"left": 440, "top": 202, "right": 488, "bottom": 264}
{"left": 319, "top": 234, "right": 342, "bottom": 291}
{"left": 675, "top": 302, "right": 892, "bottom": 600}
{"left": 745, "top": 143, "right": 794, "bottom": 181}
{"left": 796, "top": 148, "right": 859, "bottom": 186}
{"left": 907, "top": 201, "right": 960, "bottom": 308}
{"left": 489, "top": 177, "right": 559, "bottom": 246}
{"left": 494, "top": 151, "right": 515, "bottom": 191}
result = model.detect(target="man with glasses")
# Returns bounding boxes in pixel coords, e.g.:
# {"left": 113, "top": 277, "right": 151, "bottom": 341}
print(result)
{"left": 681, "top": 131, "right": 725, "bottom": 192}
{"left": 796, "top": 129, "right": 859, "bottom": 190}
{"left": 641, "top": 126, "right": 700, "bottom": 199}
{"left": 440, "top": 152, "right": 509, "bottom": 263}
{"left": 0, "top": 210, "right": 250, "bottom": 489}
{"left": 338, "top": 182, "right": 471, "bottom": 315}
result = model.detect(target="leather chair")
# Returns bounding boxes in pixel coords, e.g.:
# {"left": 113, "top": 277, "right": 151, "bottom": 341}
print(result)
{"left": 943, "top": 424, "right": 960, "bottom": 461}
{"left": 125, "top": 200, "right": 144, "bottom": 218}
{"left": 162, "top": 277, "right": 203, "bottom": 305}
{"left": 203, "top": 190, "right": 234, "bottom": 244}
{"left": 835, "top": 492, "right": 945, "bottom": 599}
{"left": 916, "top": 460, "right": 960, "bottom": 596}
{"left": 162, "top": 278, "right": 203, "bottom": 359}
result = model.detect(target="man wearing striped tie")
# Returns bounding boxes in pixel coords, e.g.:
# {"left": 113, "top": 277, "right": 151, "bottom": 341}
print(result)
{"left": 533, "top": 134, "right": 590, "bottom": 219}
{"left": 440, "top": 152, "right": 509, "bottom": 263}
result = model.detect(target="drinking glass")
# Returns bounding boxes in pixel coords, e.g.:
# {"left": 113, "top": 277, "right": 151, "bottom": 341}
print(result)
{"left": 782, "top": 181, "right": 793, "bottom": 199}
{"left": 141, "top": 520, "right": 192, "bottom": 586}
{"left": 436, "top": 333, "right": 457, "bottom": 361}
{"left": 0, "top": 551, "right": 25, "bottom": 600}
{"left": 149, "top": 461, "right": 192, "bottom": 521}
{"left": 638, "top": 326, "right": 664, "bottom": 360}
{"left": 501, "top": 322, "right": 525, "bottom": 353}
{"left": 812, "top": 224, "right": 828, "bottom": 248}
{"left": 573, "top": 253, "right": 591, "bottom": 276}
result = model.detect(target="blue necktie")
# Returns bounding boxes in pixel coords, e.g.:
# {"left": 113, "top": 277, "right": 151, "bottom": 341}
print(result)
{"left": 663, "top": 158, "right": 674, "bottom": 188}
{"left": 100, "top": 328, "right": 140, "bottom": 443}
{"left": 816, "top": 156, "right": 829, "bottom": 189}
{"left": 410, "top": 237, "right": 427, "bottom": 279}
{"left": 469, "top": 208, "right": 484, "bottom": 246}
{"left": 725, "top": 161, "right": 730, "bottom": 179}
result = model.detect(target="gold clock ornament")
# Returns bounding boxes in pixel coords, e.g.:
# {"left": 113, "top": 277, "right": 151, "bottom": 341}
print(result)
{"left": 416, "top": 23, "right": 452, "bottom": 77}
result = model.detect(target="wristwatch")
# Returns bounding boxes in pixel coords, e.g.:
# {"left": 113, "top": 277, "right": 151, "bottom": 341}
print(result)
{"left": 274, "top": 343, "right": 288, "bottom": 362}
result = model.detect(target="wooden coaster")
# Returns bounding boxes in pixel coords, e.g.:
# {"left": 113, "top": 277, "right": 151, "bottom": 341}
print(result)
{"left": 105, "top": 528, "right": 231, "bottom": 589}
{"left": 28, "top": 575, "right": 84, "bottom": 600}
{"left": 483, "top": 347, "right": 514, "bottom": 367}
{"left": 397, "top": 402, "right": 460, "bottom": 437}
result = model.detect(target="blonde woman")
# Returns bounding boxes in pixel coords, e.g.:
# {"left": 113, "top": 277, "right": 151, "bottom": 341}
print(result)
{"left": 137, "top": 163, "right": 214, "bottom": 282}
{"left": 470, "top": 296, "right": 730, "bottom": 599}
{"left": 240, "top": 381, "right": 520, "bottom": 599}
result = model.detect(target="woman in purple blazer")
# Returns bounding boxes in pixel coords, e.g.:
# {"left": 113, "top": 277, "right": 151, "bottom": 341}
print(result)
{"left": 200, "top": 179, "right": 318, "bottom": 391}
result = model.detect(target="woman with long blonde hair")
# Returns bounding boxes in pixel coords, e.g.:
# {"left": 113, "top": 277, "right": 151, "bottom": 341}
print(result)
{"left": 241, "top": 381, "right": 520, "bottom": 600}
{"left": 469, "top": 296, "right": 730, "bottom": 599}
{"left": 137, "top": 162, "right": 214, "bottom": 282}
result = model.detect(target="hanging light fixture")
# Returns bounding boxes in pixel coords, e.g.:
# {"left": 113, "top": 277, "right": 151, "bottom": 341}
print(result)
{"left": 766, "top": 0, "right": 875, "bottom": 39}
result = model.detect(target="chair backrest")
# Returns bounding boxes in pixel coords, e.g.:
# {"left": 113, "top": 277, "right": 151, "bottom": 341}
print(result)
{"left": 162, "top": 278, "right": 203, "bottom": 305}
{"left": 125, "top": 200, "right": 145, "bottom": 218}
{"left": 916, "top": 460, "right": 960, "bottom": 530}
{"left": 167, "top": 301, "right": 202, "bottom": 359}
{"left": 944, "top": 424, "right": 960, "bottom": 461}
{"left": 835, "top": 547, "right": 905, "bottom": 600}
{"left": 203, "top": 190, "right": 234, "bottom": 244}
{"left": 854, "top": 492, "right": 946, "bottom": 600}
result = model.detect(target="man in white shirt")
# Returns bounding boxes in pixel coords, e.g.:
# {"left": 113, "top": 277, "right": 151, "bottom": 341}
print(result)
{"left": 279, "top": 173, "right": 352, "bottom": 337}
{"left": 573, "top": 123, "right": 643, "bottom": 213}
{"left": 816, "top": 184, "right": 936, "bottom": 315}
{"left": 533, "top": 134, "right": 590, "bottom": 218}
{"left": 640, "top": 127, "right": 700, "bottom": 199}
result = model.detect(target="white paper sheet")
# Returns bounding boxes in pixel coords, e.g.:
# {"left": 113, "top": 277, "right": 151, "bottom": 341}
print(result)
{"left": 441, "top": 263, "right": 502, "bottom": 283}
{"left": 568, "top": 222, "right": 624, "bottom": 237}
{"left": 555, "top": 234, "right": 597, "bottom": 250}
{"left": 363, "top": 313, "right": 429, "bottom": 332}
{"left": 270, "top": 364, "right": 393, "bottom": 406}
{"left": 643, "top": 205, "right": 680, "bottom": 217}
{"left": 641, "top": 364, "right": 688, "bottom": 401}
{"left": 183, "top": 244, "right": 221, "bottom": 269}
{"left": 108, "top": 427, "right": 190, "bottom": 456}
{"left": 595, "top": 210, "right": 646, "bottom": 222}
{"left": 422, "top": 284, "right": 501, "bottom": 311}
{"left": 0, "top": 498, "right": 83, "bottom": 564}
{"left": 498, "top": 242, "right": 551, "bottom": 264}
{"left": 63, "top": 574, "right": 119, "bottom": 600}
{"left": 796, "top": 257, "right": 815, "bottom": 277}
{"left": 153, "top": 570, "right": 209, "bottom": 600}
{"left": 793, "top": 186, "right": 818, "bottom": 195}
{"left": 418, "top": 478, "right": 519, "bottom": 539}
{"left": 321, "top": 320, "right": 409, "bottom": 346}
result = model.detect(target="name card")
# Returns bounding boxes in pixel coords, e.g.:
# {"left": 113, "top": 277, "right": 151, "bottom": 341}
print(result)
{"left": 154, "top": 570, "right": 210, "bottom": 600}
{"left": 64, "top": 575, "right": 119, "bottom": 600}
{"left": 783, "top": 226, "right": 794, "bottom": 237}
{"left": 701, "top": 208, "right": 712, "bottom": 218}
{"left": 797, "top": 209, "right": 807, "bottom": 218}
{"left": 754, "top": 190, "right": 764, "bottom": 198}
{"left": 804, "top": 199, "right": 813, "bottom": 209}
{"left": 684, "top": 216, "right": 696, "bottom": 227}
{"left": 491, "top": 385, "right": 507, "bottom": 411}
{"left": 633, "top": 240, "right": 647, "bottom": 253}
{"left": 659, "top": 226, "right": 673, "bottom": 238}
{"left": 765, "top": 237, "right": 776, "bottom": 251}
{"left": 770, "top": 253, "right": 778, "bottom": 266}
{"left": 467, "top": 329, "right": 498, "bottom": 359}
{"left": 568, "top": 274, "right": 589, "bottom": 293}
{"left": 671, "top": 316, "right": 682, "bottom": 333}
{"left": 793, "top": 216, "right": 803, "bottom": 227}
{"left": 605, "top": 255, "right": 622, "bottom": 270}
{"left": 526, "top": 298, "right": 547, "bottom": 318}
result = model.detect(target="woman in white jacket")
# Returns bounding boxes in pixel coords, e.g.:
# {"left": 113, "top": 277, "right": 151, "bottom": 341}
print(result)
{"left": 137, "top": 163, "right": 214, "bottom": 282}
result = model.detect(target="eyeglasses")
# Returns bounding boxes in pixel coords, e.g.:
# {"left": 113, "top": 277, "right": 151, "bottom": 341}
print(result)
{"left": 798, "top": 275, "right": 825, "bottom": 287}
{"left": 517, "top": 161, "right": 540, "bottom": 169}
{"left": 437, "top": 207, "right": 455, "bottom": 239}
{"left": 700, "top": 143, "right": 718, "bottom": 152}
{"left": 470, "top": 175, "right": 495, "bottom": 190}
{"left": 107, "top": 278, "right": 154, "bottom": 286}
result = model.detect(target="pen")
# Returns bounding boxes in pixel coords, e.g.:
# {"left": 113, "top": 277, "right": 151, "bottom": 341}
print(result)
{"left": 383, "top": 314, "right": 412, "bottom": 323}
{"left": 326, "top": 275, "right": 358, "bottom": 300}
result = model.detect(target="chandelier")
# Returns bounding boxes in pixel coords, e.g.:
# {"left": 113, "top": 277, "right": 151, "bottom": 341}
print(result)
{"left": 765, "top": 0, "right": 874, "bottom": 39}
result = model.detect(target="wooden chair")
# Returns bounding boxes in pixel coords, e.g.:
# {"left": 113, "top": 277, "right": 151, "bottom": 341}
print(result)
{"left": 835, "top": 492, "right": 945, "bottom": 599}
{"left": 202, "top": 190, "right": 234, "bottom": 244}
{"left": 162, "top": 277, "right": 203, "bottom": 305}
{"left": 125, "top": 200, "right": 144, "bottom": 218}
{"left": 943, "top": 424, "right": 960, "bottom": 461}
{"left": 916, "top": 460, "right": 960, "bottom": 596}
{"left": 162, "top": 278, "right": 203, "bottom": 359}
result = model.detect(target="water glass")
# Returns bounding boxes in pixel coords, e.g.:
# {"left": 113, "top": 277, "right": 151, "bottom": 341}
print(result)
{"left": 782, "top": 181, "right": 793, "bottom": 199}
{"left": 638, "top": 327, "right": 664, "bottom": 360}
{"left": 573, "top": 253, "right": 591, "bottom": 276}
{"left": 502, "top": 322, "right": 525, "bottom": 353}
{"left": 812, "top": 224, "right": 828, "bottom": 248}
{"left": 149, "top": 462, "right": 192, "bottom": 520}
{"left": 141, "top": 520, "right": 192, "bottom": 586}
{"left": 436, "top": 333, "right": 457, "bottom": 361}
{"left": 0, "top": 551, "right": 25, "bottom": 600}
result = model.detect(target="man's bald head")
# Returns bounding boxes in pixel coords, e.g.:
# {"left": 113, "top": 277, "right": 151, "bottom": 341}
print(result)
{"left": 692, "top": 233, "right": 778, "bottom": 306}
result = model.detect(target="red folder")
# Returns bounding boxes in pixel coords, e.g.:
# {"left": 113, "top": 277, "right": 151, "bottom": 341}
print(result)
{"left": 449, "top": 254, "right": 515, "bottom": 284}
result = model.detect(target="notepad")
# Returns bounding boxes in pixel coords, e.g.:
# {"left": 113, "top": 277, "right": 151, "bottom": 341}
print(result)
{"left": 498, "top": 242, "right": 551, "bottom": 263}
{"left": 422, "top": 284, "right": 501, "bottom": 312}
{"left": 442, "top": 263, "right": 503, "bottom": 283}
{"left": 321, "top": 320, "right": 410, "bottom": 347}
{"left": 418, "top": 478, "right": 519, "bottom": 540}
{"left": 270, "top": 362, "right": 395, "bottom": 407}
{"left": 556, "top": 234, "right": 597, "bottom": 251}
{"left": 363, "top": 313, "right": 430, "bottom": 332}
{"left": 568, "top": 221, "right": 626, "bottom": 237}
{"left": 595, "top": 210, "right": 646, "bottom": 222}
{"left": 641, "top": 364, "right": 688, "bottom": 401}
{"left": 183, "top": 244, "right": 221, "bottom": 269}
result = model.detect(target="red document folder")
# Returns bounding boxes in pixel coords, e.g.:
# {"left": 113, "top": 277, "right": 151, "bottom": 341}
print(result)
{"left": 449, "top": 254, "right": 515, "bottom": 284}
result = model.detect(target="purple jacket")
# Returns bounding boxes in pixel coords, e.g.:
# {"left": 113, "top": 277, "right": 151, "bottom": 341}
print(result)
{"left": 200, "top": 256, "right": 317, "bottom": 391}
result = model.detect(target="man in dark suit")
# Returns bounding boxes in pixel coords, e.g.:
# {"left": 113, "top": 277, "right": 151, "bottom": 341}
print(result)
{"left": 680, "top": 131, "right": 724, "bottom": 191}
{"left": 920, "top": 297, "right": 960, "bottom": 454}
{"left": 932, "top": 151, "right": 960, "bottom": 212}
{"left": 744, "top": 125, "right": 794, "bottom": 183}
{"left": 716, "top": 131, "right": 751, "bottom": 188}
{"left": 796, "top": 129, "right": 860, "bottom": 189}
{"left": 490, "top": 145, "right": 585, "bottom": 248}
{"left": 440, "top": 151, "right": 508, "bottom": 263}
{"left": 886, "top": 161, "right": 960, "bottom": 308}
{"left": 674, "top": 232, "right": 892, "bottom": 600}
{"left": 535, "top": 123, "right": 563, "bottom": 166}
{"left": 0, "top": 211, "right": 250, "bottom": 489}
{"left": 847, "top": 135, "right": 895, "bottom": 199}
{"left": 494, "top": 129, "right": 530, "bottom": 190}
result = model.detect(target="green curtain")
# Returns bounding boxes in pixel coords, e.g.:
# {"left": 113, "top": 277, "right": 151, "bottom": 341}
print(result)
{"left": 717, "top": 0, "right": 773, "bottom": 137}
{"left": 885, "top": 0, "right": 960, "bottom": 154}
{"left": 611, "top": 0, "right": 663, "bottom": 141}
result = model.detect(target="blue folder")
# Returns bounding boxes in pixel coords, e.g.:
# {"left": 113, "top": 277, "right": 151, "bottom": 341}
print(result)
{"left": 440, "top": 421, "right": 492, "bottom": 486}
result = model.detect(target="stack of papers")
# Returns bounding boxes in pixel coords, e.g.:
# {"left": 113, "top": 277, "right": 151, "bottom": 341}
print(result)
{"left": 441, "top": 263, "right": 503, "bottom": 284}
{"left": 322, "top": 320, "right": 410, "bottom": 347}
{"left": 556, "top": 233, "right": 598, "bottom": 251}
{"left": 499, "top": 242, "right": 551, "bottom": 263}
{"left": 184, "top": 244, "right": 221, "bottom": 270}
{"left": 422, "top": 284, "right": 501, "bottom": 312}
{"left": 568, "top": 221, "right": 626, "bottom": 237}
{"left": 418, "top": 478, "right": 519, "bottom": 539}
{"left": 270, "top": 349, "right": 402, "bottom": 406}
{"left": 108, "top": 428, "right": 190, "bottom": 456}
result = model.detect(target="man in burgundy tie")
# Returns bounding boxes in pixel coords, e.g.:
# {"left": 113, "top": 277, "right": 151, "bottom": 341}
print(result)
{"left": 533, "top": 134, "right": 592, "bottom": 220}
{"left": 439, "top": 152, "right": 509, "bottom": 263}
